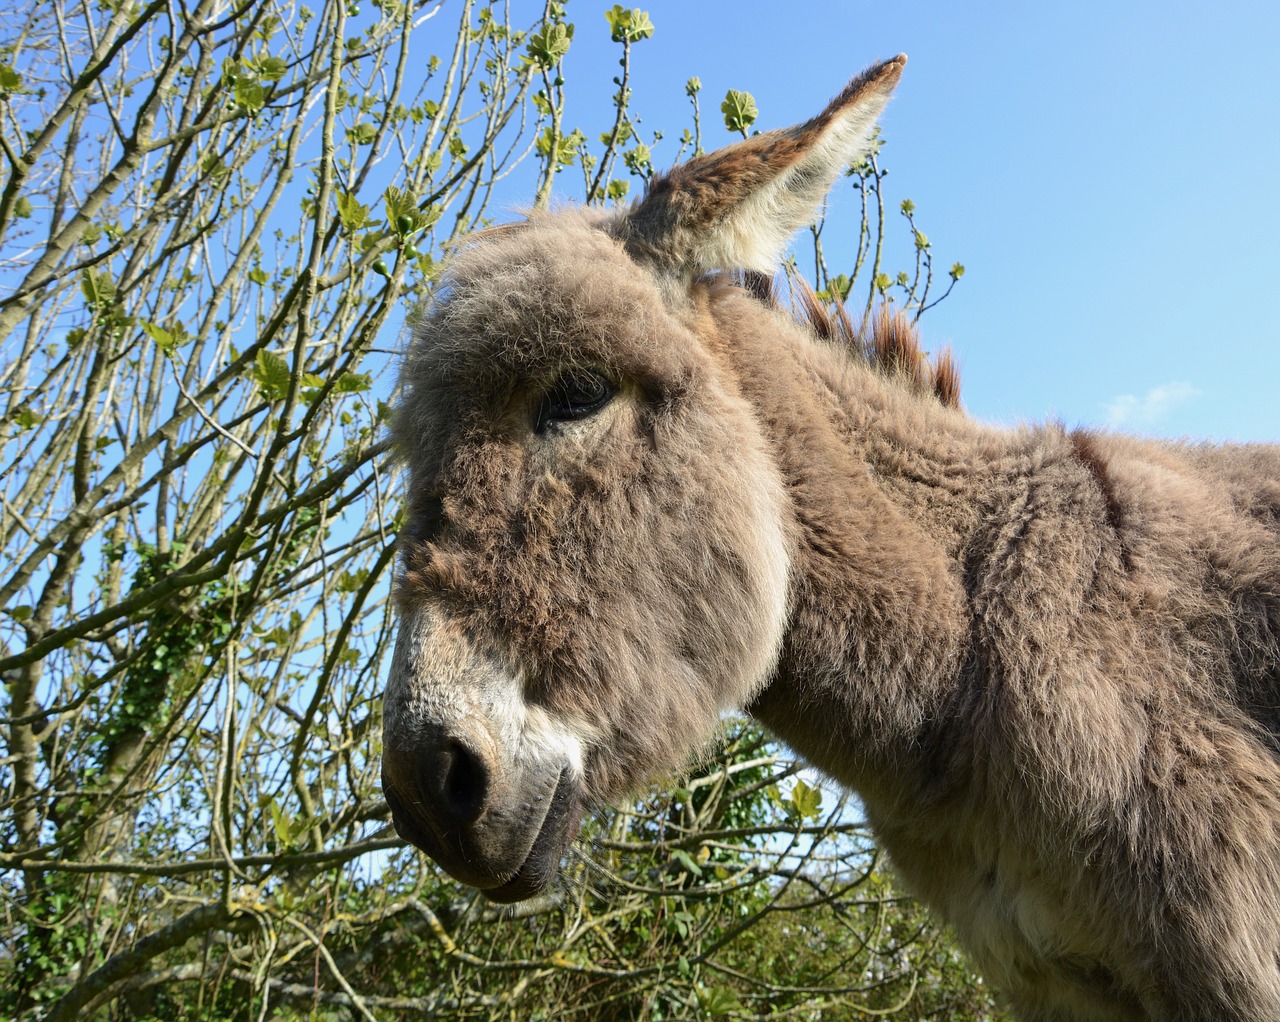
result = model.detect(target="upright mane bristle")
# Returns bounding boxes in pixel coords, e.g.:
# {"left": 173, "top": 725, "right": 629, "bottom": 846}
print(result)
{"left": 931, "top": 347, "right": 961, "bottom": 408}
{"left": 777, "top": 271, "right": 961, "bottom": 409}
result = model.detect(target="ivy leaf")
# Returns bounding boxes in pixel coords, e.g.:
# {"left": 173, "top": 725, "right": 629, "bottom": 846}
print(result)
{"left": 696, "top": 985, "right": 743, "bottom": 1017}
{"left": 721, "top": 89, "right": 757, "bottom": 135}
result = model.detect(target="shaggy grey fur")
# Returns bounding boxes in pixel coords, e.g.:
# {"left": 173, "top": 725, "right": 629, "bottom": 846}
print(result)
{"left": 384, "top": 57, "right": 1280, "bottom": 1020}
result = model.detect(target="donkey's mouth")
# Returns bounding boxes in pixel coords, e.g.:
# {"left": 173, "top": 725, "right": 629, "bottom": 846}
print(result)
{"left": 483, "top": 769, "right": 582, "bottom": 903}
{"left": 386, "top": 765, "right": 582, "bottom": 902}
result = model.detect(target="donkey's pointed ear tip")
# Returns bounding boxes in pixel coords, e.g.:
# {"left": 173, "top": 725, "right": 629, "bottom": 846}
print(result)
{"left": 857, "top": 54, "right": 907, "bottom": 93}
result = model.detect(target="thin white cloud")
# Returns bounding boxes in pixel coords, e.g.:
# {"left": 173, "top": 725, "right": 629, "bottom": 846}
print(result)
{"left": 1104, "top": 381, "right": 1201, "bottom": 429}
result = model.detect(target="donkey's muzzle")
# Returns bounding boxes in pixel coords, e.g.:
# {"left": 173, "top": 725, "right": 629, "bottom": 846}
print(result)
{"left": 382, "top": 732, "right": 580, "bottom": 902}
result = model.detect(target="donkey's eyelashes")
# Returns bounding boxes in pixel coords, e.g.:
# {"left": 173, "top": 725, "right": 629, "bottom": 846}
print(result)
{"left": 533, "top": 370, "right": 614, "bottom": 433}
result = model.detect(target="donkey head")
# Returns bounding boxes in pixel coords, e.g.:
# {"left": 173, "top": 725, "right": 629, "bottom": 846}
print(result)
{"left": 383, "top": 56, "right": 906, "bottom": 901}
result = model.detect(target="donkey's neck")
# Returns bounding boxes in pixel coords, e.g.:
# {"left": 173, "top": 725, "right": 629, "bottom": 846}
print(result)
{"left": 708, "top": 288, "right": 1007, "bottom": 814}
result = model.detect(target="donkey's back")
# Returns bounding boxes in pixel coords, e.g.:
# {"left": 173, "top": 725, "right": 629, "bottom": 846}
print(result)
{"left": 899, "top": 428, "right": 1280, "bottom": 1019}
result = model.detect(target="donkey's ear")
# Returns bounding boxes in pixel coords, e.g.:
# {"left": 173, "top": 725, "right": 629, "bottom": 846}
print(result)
{"left": 622, "top": 55, "right": 906, "bottom": 276}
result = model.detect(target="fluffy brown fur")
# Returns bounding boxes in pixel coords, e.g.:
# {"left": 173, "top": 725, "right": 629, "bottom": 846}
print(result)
{"left": 383, "top": 57, "right": 1280, "bottom": 1020}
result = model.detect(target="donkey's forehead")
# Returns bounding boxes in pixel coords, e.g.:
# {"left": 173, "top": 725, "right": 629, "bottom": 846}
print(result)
{"left": 418, "top": 207, "right": 686, "bottom": 377}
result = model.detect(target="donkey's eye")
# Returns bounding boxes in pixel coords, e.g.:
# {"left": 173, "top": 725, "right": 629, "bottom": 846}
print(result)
{"left": 534, "top": 371, "right": 614, "bottom": 433}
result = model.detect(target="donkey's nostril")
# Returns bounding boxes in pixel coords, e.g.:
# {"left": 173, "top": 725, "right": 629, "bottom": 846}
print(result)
{"left": 430, "top": 739, "right": 489, "bottom": 823}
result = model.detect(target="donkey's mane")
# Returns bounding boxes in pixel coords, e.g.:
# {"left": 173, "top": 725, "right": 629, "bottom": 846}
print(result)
{"left": 739, "top": 268, "right": 961, "bottom": 408}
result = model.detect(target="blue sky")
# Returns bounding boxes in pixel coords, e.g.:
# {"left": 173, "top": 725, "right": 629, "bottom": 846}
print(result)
{"left": 520, "top": 0, "right": 1280, "bottom": 442}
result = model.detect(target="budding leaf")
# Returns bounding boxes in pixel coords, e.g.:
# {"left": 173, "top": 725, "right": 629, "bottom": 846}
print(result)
{"left": 525, "top": 22, "right": 573, "bottom": 69}
{"left": 721, "top": 89, "right": 757, "bottom": 135}
{"left": 605, "top": 6, "right": 654, "bottom": 43}
{"left": 252, "top": 349, "right": 291, "bottom": 401}
{"left": 336, "top": 191, "right": 372, "bottom": 232}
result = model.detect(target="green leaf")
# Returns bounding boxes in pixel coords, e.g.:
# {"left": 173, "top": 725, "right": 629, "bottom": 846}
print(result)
{"left": 525, "top": 21, "right": 574, "bottom": 69}
{"left": 248, "top": 267, "right": 268, "bottom": 285}
{"left": 536, "top": 126, "right": 585, "bottom": 167}
{"left": 604, "top": 6, "right": 654, "bottom": 43}
{"left": 81, "top": 269, "right": 117, "bottom": 310}
{"left": 721, "top": 89, "right": 757, "bottom": 135}
{"left": 950, "top": 262, "right": 965, "bottom": 280}
{"left": 336, "top": 567, "right": 370, "bottom": 593}
{"left": 9, "top": 605, "right": 32, "bottom": 622}
{"left": 12, "top": 408, "right": 42, "bottom": 431}
{"left": 346, "top": 121, "right": 377, "bottom": 146}
{"left": 0, "top": 62, "right": 22, "bottom": 95}
{"left": 252, "top": 349, "right": 291, "bottom": 401}
{"left": 384, "top": 187, "right": 438, "bottom": 235}
{"left": 233, "top": 78, "right": 266, "bottom": 114}
{"left": 789, "top": 778, "right": 822, "bottom": 821}
{"left": 669, "top": 847, "right": 702, "bottom": 877}
{"left": 141, "top": 321, "right": 180, "bottom": 354}
{"left": 268, "top": 797, "right": 294, "bottom": 848}
{"left": 622, "top": 141, "right": 651, "bottom": 176}
{"left": 685, "top": 76, "right": 701, "bottom": 96}
{"left": 335, "top": 191, "right": 372, "bottom": 232}
{"left": 255, "top": 55, "right": 287, "bottom": 82}
{"left": 696, "top": 985, "right": 743, "bottom": 1016}
{"left": 333, "top": 371, "right": 371, "bottom": 393}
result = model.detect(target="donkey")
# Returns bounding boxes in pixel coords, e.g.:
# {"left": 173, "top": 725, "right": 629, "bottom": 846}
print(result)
{"left": 381, "top": 55, "right": 1280, "bottom": 1020}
